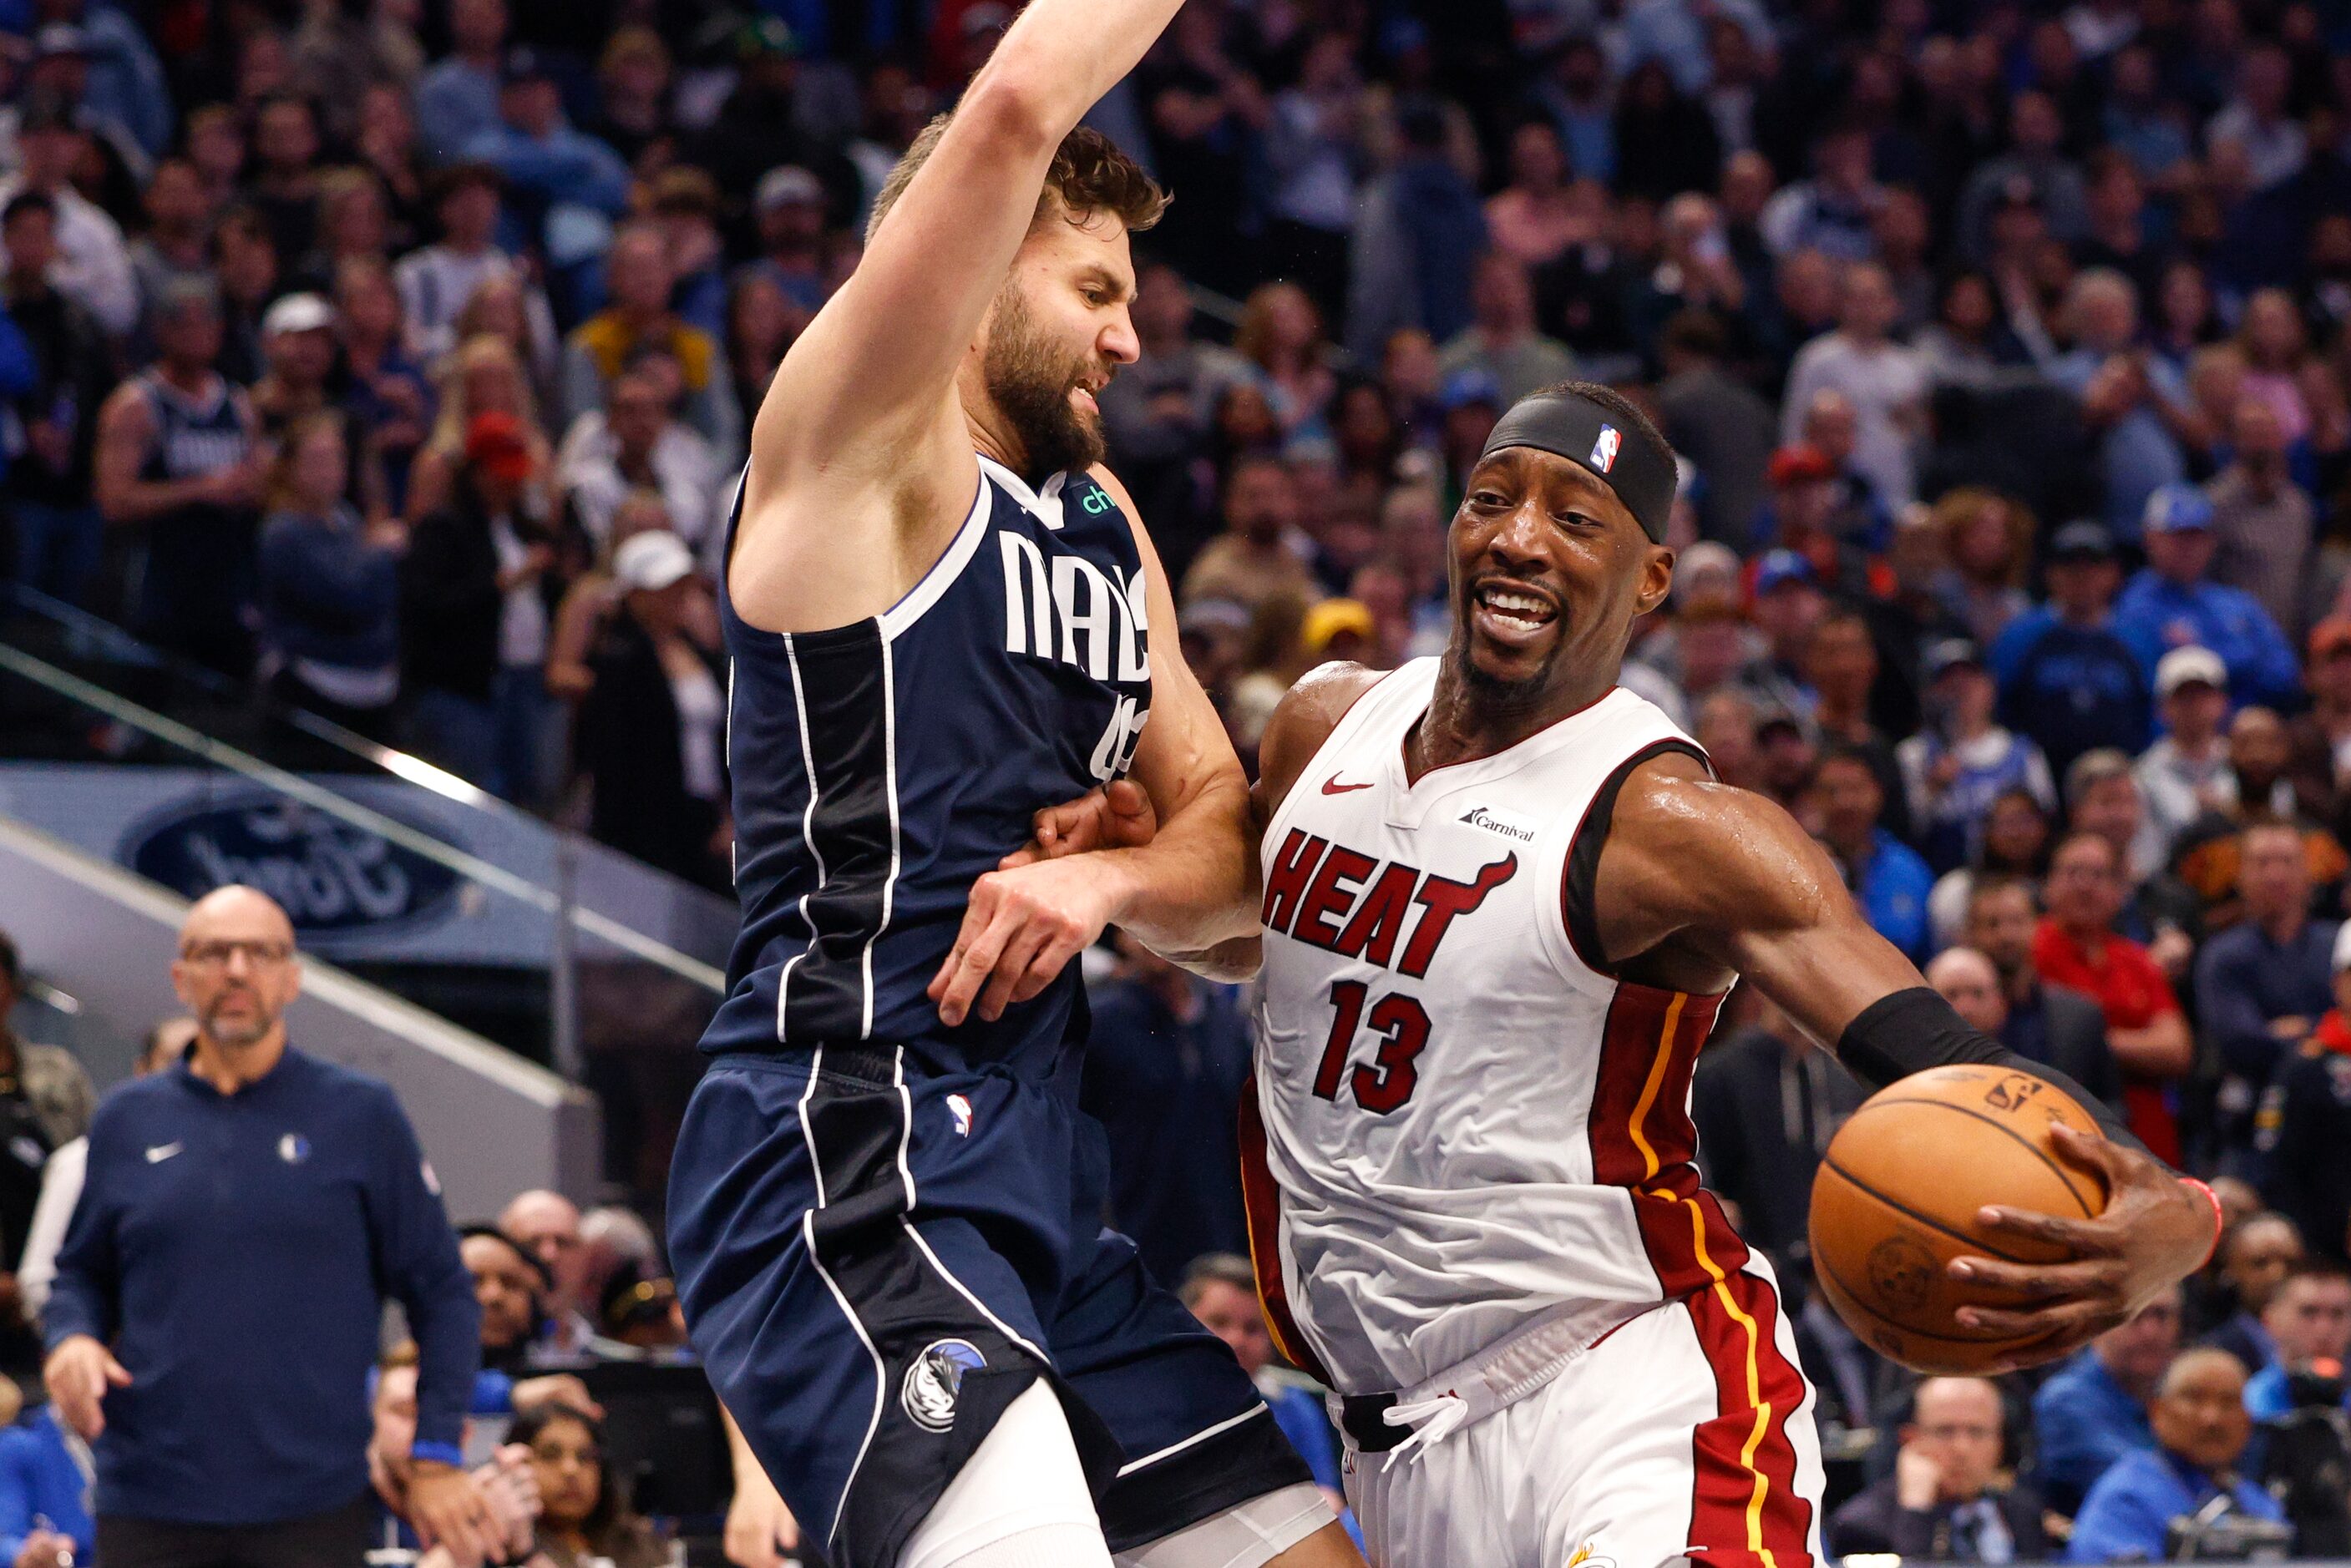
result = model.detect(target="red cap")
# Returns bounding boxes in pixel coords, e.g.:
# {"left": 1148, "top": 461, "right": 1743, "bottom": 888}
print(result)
{"left": 1767, "top": 445, "right": 1836, "bottom": 488}
{"left": 464, "top": 411, "right": 534, "bottom": 483}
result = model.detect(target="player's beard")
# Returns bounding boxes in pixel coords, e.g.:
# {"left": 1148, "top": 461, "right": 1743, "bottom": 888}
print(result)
{"left": 1452, "top": 577, "right": 1565, "bottom": 710}
{"left": 984, "top": 284, "right": 1107, "bottom": 482}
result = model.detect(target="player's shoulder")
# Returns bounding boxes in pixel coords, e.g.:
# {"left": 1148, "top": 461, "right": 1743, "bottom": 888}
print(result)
{"left": 1259, "top": 661, "right": 1391, "bottom": 816}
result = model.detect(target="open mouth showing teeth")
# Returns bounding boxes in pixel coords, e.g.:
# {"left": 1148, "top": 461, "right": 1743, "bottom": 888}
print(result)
{"left": 1476, "top": 584, "right": 1558, "bottom": 628}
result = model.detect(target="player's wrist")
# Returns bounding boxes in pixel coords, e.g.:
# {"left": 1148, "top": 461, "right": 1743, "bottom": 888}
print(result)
{"left": 2180, "top": 1178, "right": 2224, "bottom": 1269}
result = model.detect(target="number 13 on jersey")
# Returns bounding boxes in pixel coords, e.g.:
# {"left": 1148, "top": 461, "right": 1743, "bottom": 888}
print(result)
{"left": 1311, "top": 979, "right": 1432, "bottom": 1115}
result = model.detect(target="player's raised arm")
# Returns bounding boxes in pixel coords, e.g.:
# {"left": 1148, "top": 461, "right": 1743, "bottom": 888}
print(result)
{"left": 1596, "top": 753, "right": 2213, "bottom": 1360}
{"left": 743, "top": 0, "right": 1183, "bottom": 503}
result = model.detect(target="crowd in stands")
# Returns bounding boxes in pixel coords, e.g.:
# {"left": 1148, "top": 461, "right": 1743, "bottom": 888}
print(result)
{"left": 0, "top": 0, "right": 2348, "bottom": 1556}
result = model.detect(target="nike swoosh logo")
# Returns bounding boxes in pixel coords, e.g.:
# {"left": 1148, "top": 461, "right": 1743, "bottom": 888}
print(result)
{"left": 1321, "top": 776, "right": 1375, "bottom": 795}
{"left": 144, "top": 1142, "right": 182, "bottom": 1164}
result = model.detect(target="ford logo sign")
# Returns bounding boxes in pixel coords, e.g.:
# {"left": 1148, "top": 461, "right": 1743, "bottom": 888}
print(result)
{"left": 120, "top": 793, "right": 463, "bottom": 943}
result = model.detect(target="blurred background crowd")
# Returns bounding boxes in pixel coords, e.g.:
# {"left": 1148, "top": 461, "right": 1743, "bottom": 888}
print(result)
{"left": 0, "top": 0, "right": 2348, "bottom": 1558}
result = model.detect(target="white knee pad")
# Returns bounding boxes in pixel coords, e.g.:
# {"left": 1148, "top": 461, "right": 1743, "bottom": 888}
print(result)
{"left": 900, "top": 1380, "right": 1114, "bottom": 1568}
{"left": 1112, "top": 1482, "right": 1336, "bottom": 1568}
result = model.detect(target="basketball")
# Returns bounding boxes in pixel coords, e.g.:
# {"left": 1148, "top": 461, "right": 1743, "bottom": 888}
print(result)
{"left": 1808, "top": 1065, "right": 2110, "bottom": 1374}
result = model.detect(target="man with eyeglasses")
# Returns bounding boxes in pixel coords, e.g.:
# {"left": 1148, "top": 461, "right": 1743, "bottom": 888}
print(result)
{"left": 1828, "top": 1377, "right": 2049, "bottom": 1561}
{"left": 38, "top": 885, "right": 510, "bottom": 1568}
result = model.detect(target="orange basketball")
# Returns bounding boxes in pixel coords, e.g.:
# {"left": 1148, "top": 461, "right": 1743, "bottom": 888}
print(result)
{"left": 1807, "top": 1064, "right": 2109, "bottom": 1373}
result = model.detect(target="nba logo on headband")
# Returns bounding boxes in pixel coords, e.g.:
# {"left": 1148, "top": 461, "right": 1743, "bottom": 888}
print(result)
{"left": 1589, "top": 425, "right": 1622, "bottom": 473}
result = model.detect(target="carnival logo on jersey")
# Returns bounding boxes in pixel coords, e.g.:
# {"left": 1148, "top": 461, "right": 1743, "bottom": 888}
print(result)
{"left": 902, "top": 1338, "right": 987, "bottom": 1433}
{"left": 1458, "top": 803, "right": 1539, "bottom": 844}
{"left": 1589, "top": 425, "right": 1622, "bottom": 473}
{"left": 1262, "top": 830, "right": 1519, "bottom": 977}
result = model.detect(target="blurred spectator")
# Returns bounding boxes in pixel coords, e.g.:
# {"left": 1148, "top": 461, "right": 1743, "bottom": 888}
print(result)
{"left": 2046, "top": 272, "right": 2193, "bottom": 539}
{"left": 459, "top": 1224, "right": 545, "bottom": 1382}
{"left": 498, "top": 1191, "right": 592, "bottom": 1357}
{"left": 414, "top": 0, "right": 507, "bottom": 164}
{"left": 44, "top": 886, "right": 493, "bottom": 1563}
{"left": 2268, "top": 924, "right": 2351, "bottom": 1264}
{"left": 0, "top": 189, "right": 108, "bottom": 607}
{"left": 2067, "top": 1348, "right": 2285, "bottom": 1562}
{"left": 2197, "top": 818, "right": 2338, "bottom": 1173}
{"left": 2031, "top": 1285, "right": 2180, "bottom": 1515}
{"left": 561, "top": 224, "right": 737, "bottom": 456}
{"left": 1990, "top": 521, "right": 2151, "bottom": 778}
{"left": 401, "top": 409, "right": 559, "bottom": 804}
{"left": 0, "top": 1386, "right": 91, "bottom": 1567}
{"left": 254, "top": 413, "right": 404, "bottom": 733}
{"left": 1780, "top": 261, "right": 1928, "bottom": 508}
{"left": 2243, "top": 1263, "right": 2351, "bottom": 1417}
{"left": 2206, "top": 396, "right": 2315, "bottom": 640}
{"left": 17, "top": 1014, "right": 188, "bottom": 1323}
{"left": 90, "top": 280, "right": 260, "bottom": 674}
{"left": 1483, "top": 121, "right": 1578, "bottom": 271}
{"left": 1814, "top": 744, "right": 1934, "bottom": 964}
{"left": 2115, "top": 485, "right": 2302, "bottom": 711}
{"left": 553, "top": 363, "right": 724, "bottom": 558}
{"left": 0, "top": 98, "right": 135, "bottom": 338}
{"left": 511, "top": 1403, "right": 666, "bottom": 1567}
{"left": 1079, "top": 928, "right": 1250, "bottom": 1289}
{"left": 1828, "top": 1376, "right": 2048, "bottom": 1560}
{"left": 1436, "top": 252, "right": 1574, "bottom": 407}
{"left": 1958, "top": 92, "right": 2090, "bottom": 261}
{"left": 405, "top": 331, "right": 550, "bottom": 526}
{"left": 1654, "top": 311, "right": 1775, "bottom": 547}
{"left": 1928, "top": 489, "right": 2034, "bottom": 650}
{"left": 1235, "top": 282, "right": 1336, "bottom": 444}
{"left": 1346, "top": 101, "right": 1487, "bottom": 362}
{"left": 1691, "top": 999, "right": 1863, "bottom": 1264}
{"left": 1897, "top": 639, "right": 2056, "bottom": 876}
{"left": 2034, "top": 832, "right": 2195, "bottom": 1161}
{"left": 743, "top": 164, "right": 830, "bottom": 318}
{"left": 335, "top": 257, "right": 433, "bottom": 512}
{"left": 396, "top": 164, "right": 529, "bottom": 371}
{"left": 574, "top": 530, "right": 727, "bottom": 890}
{"left": 1926, "top": 789, "right": 2055, "bottom": 949}
{"left": 1959, "top": 878, "right": 2123, "bottom": 1110}
{"left": 1761, "top": 125, "right": 1886, "bottom": 265}
{"left": 1180, "top": 455, "right": 1316, "bottom": 613}
{"left": 2202, "top": 1211, "right": 2305, "bottom": 1374}
{"left": 2137, "top": 647, "right": 2238, "bottom": 857}
{"left": 1179, "top": 1256, "right": 1348, "bottom": 1523}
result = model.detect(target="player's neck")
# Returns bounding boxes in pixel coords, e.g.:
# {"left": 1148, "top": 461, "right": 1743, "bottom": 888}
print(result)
{"left": 1411, "top": 660, "right": 1616, "bottom": 778}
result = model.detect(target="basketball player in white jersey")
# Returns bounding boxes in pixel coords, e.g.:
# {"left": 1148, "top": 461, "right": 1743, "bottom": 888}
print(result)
{"left": 1025, "top": 383, "right": 2219, "bottom": 1567}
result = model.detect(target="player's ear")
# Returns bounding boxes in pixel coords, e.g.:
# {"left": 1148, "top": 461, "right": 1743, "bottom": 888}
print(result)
{"left": 1634, "top": 543, "right": 1675, "bottom": 617}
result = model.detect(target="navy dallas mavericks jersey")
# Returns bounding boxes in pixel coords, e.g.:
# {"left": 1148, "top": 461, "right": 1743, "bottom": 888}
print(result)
{"left": 672, "top": 453, "right": 1312, "bottom": 1567}
{"left": 705, "top": 453, "right": 1153, "bottom": 1071}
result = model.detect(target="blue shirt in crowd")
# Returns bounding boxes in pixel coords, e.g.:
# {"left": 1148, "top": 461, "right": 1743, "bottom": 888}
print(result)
{"left": 2032, "top": 1348, "right": 2158, "bottom": 1516}
{"left": 1847, "top": 827, "right": 1934, "bottom": 964}
{"left": 1990, "top": 608, "right": 2153, "bottom": 778}
{"left": 2110, "top": 570, "right": 2302, "bottom": 710}
{"left": 0, "top": 1408, "right": 93, "bottom": 1565}
{"left": 2196, "top": 918, "right": 2339, "bottom": 1088}
{"left": 2065, "top": 1448, "right": 2284, "bottom": 1563}
{"left": 45, "top": 1048, "right": 480, "bottom": 1525}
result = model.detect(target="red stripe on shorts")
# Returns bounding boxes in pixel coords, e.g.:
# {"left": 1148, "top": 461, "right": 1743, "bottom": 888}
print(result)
{"left": 1588, "top": 984, "right": 1746, "bottom": 1298}
{"left": 1236, "top": 1076, "right": 1337, "bottom": 1388}
{"left": 1685, "top": 1267, "right": 1815, "bottom": 1568}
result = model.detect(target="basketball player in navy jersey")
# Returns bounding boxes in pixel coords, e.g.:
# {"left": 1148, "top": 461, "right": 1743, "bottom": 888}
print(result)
{"left": 663, "top": 3, "right": 1365, "bottom": 1567}
{"left": 1024, "top": 385, "right": 2221, "bottom": 1566}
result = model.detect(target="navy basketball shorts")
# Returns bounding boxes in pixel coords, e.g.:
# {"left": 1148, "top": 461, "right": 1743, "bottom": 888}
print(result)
{"left": 669, "top": 1045, "right": 1313, "bottom": 1568}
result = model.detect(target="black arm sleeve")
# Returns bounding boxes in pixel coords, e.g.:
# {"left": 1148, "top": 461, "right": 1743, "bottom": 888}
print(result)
{"left": 1835, "top": 986, "right": 2151, "bottom": 1160}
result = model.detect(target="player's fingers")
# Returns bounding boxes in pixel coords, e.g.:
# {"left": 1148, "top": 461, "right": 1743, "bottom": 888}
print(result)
{"left": 1946, "top": 1253, "right": 2121, "bottom": 1299}
{"left": 928, "top": 883, "right": 1002, "bottom": 1004}
{"left": 1974, "top": 1203, "right": 2118, "bottom": 1255}
{"left": 1102, "top": 778, "right": 1158, "bottom": 847}
{"left": 1954, "top": 1297, "right": 2118, "bottom": 1345}
{"left": 1007, "top": 930, "right": 1087, "bottom": 1007}
{"left": 975, "top": 924, "right": 1053, "bottom": 1023}
{"left": 935, "top": 896, "right": 1021, "bottom": 1026}
{"left": 2047, "top": 1121, "right": 2132, "bottom": 1181}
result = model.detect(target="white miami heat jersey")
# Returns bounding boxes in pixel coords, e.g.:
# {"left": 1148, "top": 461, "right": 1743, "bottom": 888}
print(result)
{"left": 1248, "top": 658, "right": 1760, "bottom": 1395}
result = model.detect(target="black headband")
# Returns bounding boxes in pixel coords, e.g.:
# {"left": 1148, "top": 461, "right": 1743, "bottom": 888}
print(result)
{"left": 1477, "top": 392, "right": 1678, "bottom": 544}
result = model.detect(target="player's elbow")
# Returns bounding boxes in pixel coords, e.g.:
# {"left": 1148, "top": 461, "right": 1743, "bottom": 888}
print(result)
{"left": 1175, "top": 934, "right": 1263, "bottom": 984}
{"left": 955, "top": 75, "right": 1067, "bottom": 164}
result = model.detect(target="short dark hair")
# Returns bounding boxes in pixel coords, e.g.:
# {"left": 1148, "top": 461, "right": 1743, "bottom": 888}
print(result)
{"left": 869, "top": 118, "right": 1167, "bottom": 245}
{"left": 2276, "top": 1259, "right": 2351, "bottom": 1295}
{"left": 458, "top": 1223, "right": 550, "bottom": 1291}
{"left": 1816, "top": 742, "right": 1883, "bottom": 781}
{"left": 1178, "top": 1252, "right": 1257, "bottom": 1310}
{"left": 0, "top": 928, "right": 17, "bottom": 990}
{"left": 1967, "top": 871, "right": 2039, "bottom": 917}
{"left": 2, "top": 190, "right": 54, "bottom": 230}
{"left": 509, "top": 1404, "right": 626, "bottom": 1535}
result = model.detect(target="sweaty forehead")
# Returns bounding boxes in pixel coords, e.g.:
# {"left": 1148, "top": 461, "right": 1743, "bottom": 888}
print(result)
{"left": 1023, "top": 212, "right": 1137, "bottom": 288}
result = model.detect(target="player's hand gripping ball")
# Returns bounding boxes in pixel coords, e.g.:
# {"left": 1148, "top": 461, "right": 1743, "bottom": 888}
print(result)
{"left": 1809, "top": 1065, "right": 2109, "bottom": 1373}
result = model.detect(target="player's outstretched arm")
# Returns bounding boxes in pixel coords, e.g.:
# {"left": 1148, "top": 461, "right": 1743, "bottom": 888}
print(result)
{"left": 733, "top": 0, "right": 1188, "bottom": 628}
{"left": 1597, "top": 754, "right": 2216, "bottom": 1368}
